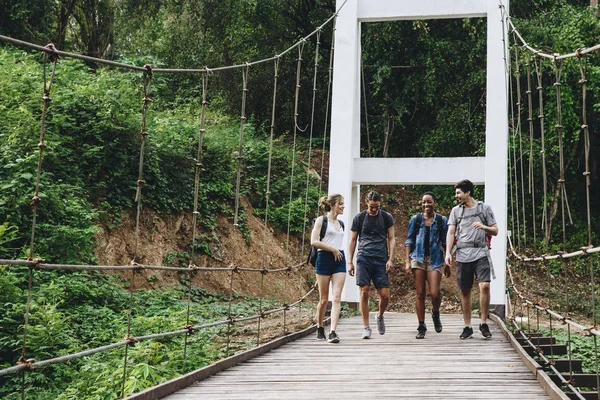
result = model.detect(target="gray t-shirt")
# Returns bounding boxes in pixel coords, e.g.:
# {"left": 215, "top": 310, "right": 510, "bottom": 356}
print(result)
{"left": 351, "top": 211, "right": 395, "bottom": 261}
{"left": 448, "top": 202, "right": 496, "bottom": 263}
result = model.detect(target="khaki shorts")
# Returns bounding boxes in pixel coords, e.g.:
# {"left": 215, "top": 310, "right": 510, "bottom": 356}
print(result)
{"left": 411, "top": 257, "right": 442, "bottom": 273}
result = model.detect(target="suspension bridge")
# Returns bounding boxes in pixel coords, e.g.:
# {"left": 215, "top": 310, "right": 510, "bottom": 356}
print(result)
{"left": 1, "top": 0, "right": 599, "bottom": 399}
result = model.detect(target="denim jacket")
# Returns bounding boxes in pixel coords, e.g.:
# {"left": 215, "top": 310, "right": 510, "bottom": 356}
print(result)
{"left": 404, "top": 213, "right": 448, "bottom": 268}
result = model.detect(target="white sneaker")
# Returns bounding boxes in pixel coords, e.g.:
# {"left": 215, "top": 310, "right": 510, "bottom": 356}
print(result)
{"left": 362, "top": 326, "right": 372, "bottom": 339}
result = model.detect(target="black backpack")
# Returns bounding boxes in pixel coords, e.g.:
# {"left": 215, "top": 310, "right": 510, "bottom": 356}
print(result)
{"left": 307, "top": 216, "right": 345, "bottom": 266}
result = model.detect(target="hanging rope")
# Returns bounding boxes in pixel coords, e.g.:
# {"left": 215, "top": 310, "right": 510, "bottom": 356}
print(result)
{"left": 361, "top": 57, "right": 372, "bottom": 158}
{"left": 227, "top": 64, "right": 251, "bottom": 357}
{"left": 257, "top": 57, "right": 280, "bottom": 346}
{"left": 533, "top": 58, "right": 550, "bottom": 243}
{"left": 301, "top": 30, "right": 322, "bottom": 255}
{"left": 285, "top": 41, "right": 306, "bottom": 257}
{"left": 553, "top": 57, "right": 574, "bottom": 245}
{"left": 514, "top": 44, "right": 527, "bottom": 248}
{"left": 318, "top": 18, "right": 336, "bottom": 204}
{"left": 18, "top": 46, "right": 59, "bottom": 397}
{"left": 506, "top": 41, "right": 517, "bottom": 248}
{"left": 576, "top": 50, "right": 600, "bottom": 395}
{"left": 122, "top": 63, "right": 154, "bottom": 397}
{"left": 183, "top": 70, "right": 210, "bottom": 372}
{"left": 524, "top": 53, "right": 537, "bottom": 244}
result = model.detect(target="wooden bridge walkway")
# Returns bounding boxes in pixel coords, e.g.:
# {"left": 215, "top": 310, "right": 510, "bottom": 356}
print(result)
{"left": 156, "top": 313, "right": 559, "bottom": 399}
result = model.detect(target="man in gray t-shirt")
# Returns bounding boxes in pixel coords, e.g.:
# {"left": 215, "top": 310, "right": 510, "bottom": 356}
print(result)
{"left": 347, "top": 191, "right": 395, "bottom": 339}
{"left": 445, "top": 180, "right": 498, "bottom": 340}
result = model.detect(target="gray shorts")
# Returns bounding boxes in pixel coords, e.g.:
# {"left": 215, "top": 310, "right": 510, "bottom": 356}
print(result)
{"left": 355, "top": 255, "right": 390, "bottom": 288}
{"left": 456, "top": 256, "right": 491, "bottom": 290}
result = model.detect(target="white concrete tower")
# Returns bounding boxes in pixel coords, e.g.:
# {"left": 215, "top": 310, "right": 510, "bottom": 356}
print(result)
{"left": 328, "top": 0, "right": 509, "bottom": 315}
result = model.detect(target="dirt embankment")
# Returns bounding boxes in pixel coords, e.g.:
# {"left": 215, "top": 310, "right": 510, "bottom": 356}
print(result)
{"left": 94, "top": 182, "right": 467, "bottom": 315}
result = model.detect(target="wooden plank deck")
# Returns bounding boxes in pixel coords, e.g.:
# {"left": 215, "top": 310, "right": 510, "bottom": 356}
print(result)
{"left": 163, "top": 313, "right": 553, "bottom": 399}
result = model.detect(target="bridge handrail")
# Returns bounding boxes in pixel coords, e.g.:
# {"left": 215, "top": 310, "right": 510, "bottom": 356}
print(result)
{"left": 0, "top": 284, "right": 316, "bottom": 377}
{"left": 0, "top": 259, "right": 306, "bottom": 273}
{"left": 507, "top": 235, "right": 600, "bottom": 337}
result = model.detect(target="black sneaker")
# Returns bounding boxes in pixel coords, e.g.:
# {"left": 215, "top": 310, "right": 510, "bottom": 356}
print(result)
{"left": 432, "top": 312, "right": 442, "bottom": 333}
{"left": 316, "top": 326, "right": 326, "bottom": 340}
{"left": 327, "top": 331, "right": 340, "bottom": 343}
{"left": 479, "top": 323, "right": 492, "bottom": 339}
{"left": 460, "top": 326, "right": 473, "bottom": 339}
{"left": 416, "top": 323, "right": 427, "bottom": 339}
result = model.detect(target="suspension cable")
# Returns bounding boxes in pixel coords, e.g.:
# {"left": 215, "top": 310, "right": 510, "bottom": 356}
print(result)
{"left": 301, "top": 30, "right": 322, "bottom": 256}
{"left": 257, "top": 57, "right": 281, "bottom": 346}
{"left": 319, "top": 18, "right": 336, "bottom": 203}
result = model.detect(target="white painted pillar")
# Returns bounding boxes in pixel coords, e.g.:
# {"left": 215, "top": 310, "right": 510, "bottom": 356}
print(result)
{"left": 484, "top": 0, "right": 509, "bottom": 315}
{"left": 328, "top": 0, "right": 510, "bottom": 309}
{"left": 329, "top": 0, "right": 360, "bottom": 302}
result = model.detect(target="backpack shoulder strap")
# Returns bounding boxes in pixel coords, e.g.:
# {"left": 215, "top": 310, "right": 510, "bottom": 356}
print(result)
{"left": 319, "top": 216, "right": 328, "bottom": 240}
{"left": 415, "top": 213, "right": 423, "bottom": 233}
{"left": 477, "top": 201, "right": 488, "bottom": 226}
{"left": 339, "top": 220, "right": 345, "bottom": 230}
{"left": 378, "top": 210, "right": 385, "bottom": 230}
{"left": 455, "top": 205, "right": 466, "bottom": 237}
{"left": 357, "top": 211, "right": 368, "bottom": 235}
{"left": 434, "top": 213, "right": 444, "bottom": 244}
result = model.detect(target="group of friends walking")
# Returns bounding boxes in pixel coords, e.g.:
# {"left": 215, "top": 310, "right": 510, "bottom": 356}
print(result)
{"left": 310, "top": 179, "right": 498, "bottom": 343}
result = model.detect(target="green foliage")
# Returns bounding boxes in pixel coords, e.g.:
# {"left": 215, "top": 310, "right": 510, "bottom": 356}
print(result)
{"left": 361, "top": 17, "right": 487, "bottom": 158}
{"left": 507, "top": 2, "right": 600, "bottom": 254}
{"left": 0, "top": 266, "right": 284, "bottom": 399}
{"left": 538, "top": 327, "right": 600, "bottom": 374}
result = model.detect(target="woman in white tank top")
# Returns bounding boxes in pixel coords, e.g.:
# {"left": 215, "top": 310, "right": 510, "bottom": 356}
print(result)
{"left": 310, "top": 194, "right": 346, "bottom": 343}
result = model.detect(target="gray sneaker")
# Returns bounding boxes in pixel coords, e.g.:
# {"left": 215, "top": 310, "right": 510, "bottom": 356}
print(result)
{"left": 362, "top": 326, "right": 372, "bottom": 339}
{"left": 376, "top": 316, "right": 385, "bottom": 335}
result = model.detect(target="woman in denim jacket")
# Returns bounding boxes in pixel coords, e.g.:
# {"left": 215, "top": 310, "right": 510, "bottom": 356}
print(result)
{"left": 404, "top": 192, "right": 449, "bottom": 339}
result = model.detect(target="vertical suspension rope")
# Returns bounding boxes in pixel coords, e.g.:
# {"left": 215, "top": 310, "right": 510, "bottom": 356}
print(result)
{"left": 507, "top": 33, "right": 521, "bottom": 248}
{"left": 361, "top": 57, "right": 372, "bottom": 158}
{"left": 227, "top": 64, "right": 251, "bottom": 357}
{"left": 283, "top": 43, "right": 306, "bottom": 336}
{"left": 319, "top": 19, "right": 336, "bottom": 204}
{"left": 19, "top": 46, "right": 59, "bottom": 399}
{"left": 576, "top": 51, "right": 600, "bottom": 397}
{"left": 190, "top": 72, "right": 209, "bottom": 267}
{"left": 525, "top": 53, "right": 537, "bottom": 244}
{"left": 514, "top": 45, "right": 527, "bottom": 248}
{"left": 122, "top": 64, "right": 154, "bottom": 398}
{"left": 257, "top": 57, "right": 280, "bottom": 346}
{"left": 546, "top": 259, "right": 555, "bottom": 359}
{"left": 534, "top": 58, "right": 550, "bottom": 243}
{"left": 302, "top": 31, "right": 322, "bottom": 255}
{"left": 286, "top": 42, "right": 306, "bottom": 256}
{"left": 183, "top": 71, "right": 210, "bottom": 371}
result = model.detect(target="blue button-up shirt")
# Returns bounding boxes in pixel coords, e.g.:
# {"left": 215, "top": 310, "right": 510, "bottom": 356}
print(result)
{"left": 404, "top": 213, "right": 448, "bottom": 268}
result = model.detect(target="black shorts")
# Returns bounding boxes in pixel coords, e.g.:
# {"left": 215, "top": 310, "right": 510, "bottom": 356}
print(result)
{"left": 355, "top": 255, "right": 390, "bottom": 288}
{"left": 456, "top": 257, "right": 491, "bottom": 290}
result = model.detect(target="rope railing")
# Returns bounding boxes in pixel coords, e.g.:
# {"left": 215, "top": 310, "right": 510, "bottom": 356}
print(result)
{"left": 0, "top": 0, "right": 348, "bottom": 74}
{"left": 502, "top": 4, "right": 600, "bottom": 397}
{"left": 0, "top": 285, "right": 316, "bottom": 378}
{"left": 0, "top": 4, "right": 343, "bottom": 398}
{"left": 506, "top": 243, "right": 600, "bottom": 337}
{"left": 0, "top": 259, "right": 306, "bottom": 272}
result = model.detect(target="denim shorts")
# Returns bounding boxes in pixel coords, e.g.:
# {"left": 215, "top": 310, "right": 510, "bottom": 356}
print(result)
{"left": 355, "top": 255, "right": 390, "bottom": 288}
{"left": 456, "top": 256, "right": 491, "bottom": 290}
{"left": 315, "top": 250, "right": 346, "bottom": 276}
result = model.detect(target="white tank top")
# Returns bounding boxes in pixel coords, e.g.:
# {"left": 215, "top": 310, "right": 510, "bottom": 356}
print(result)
{"left": 319, "top": 219, "right": 344, "bottom": 251}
